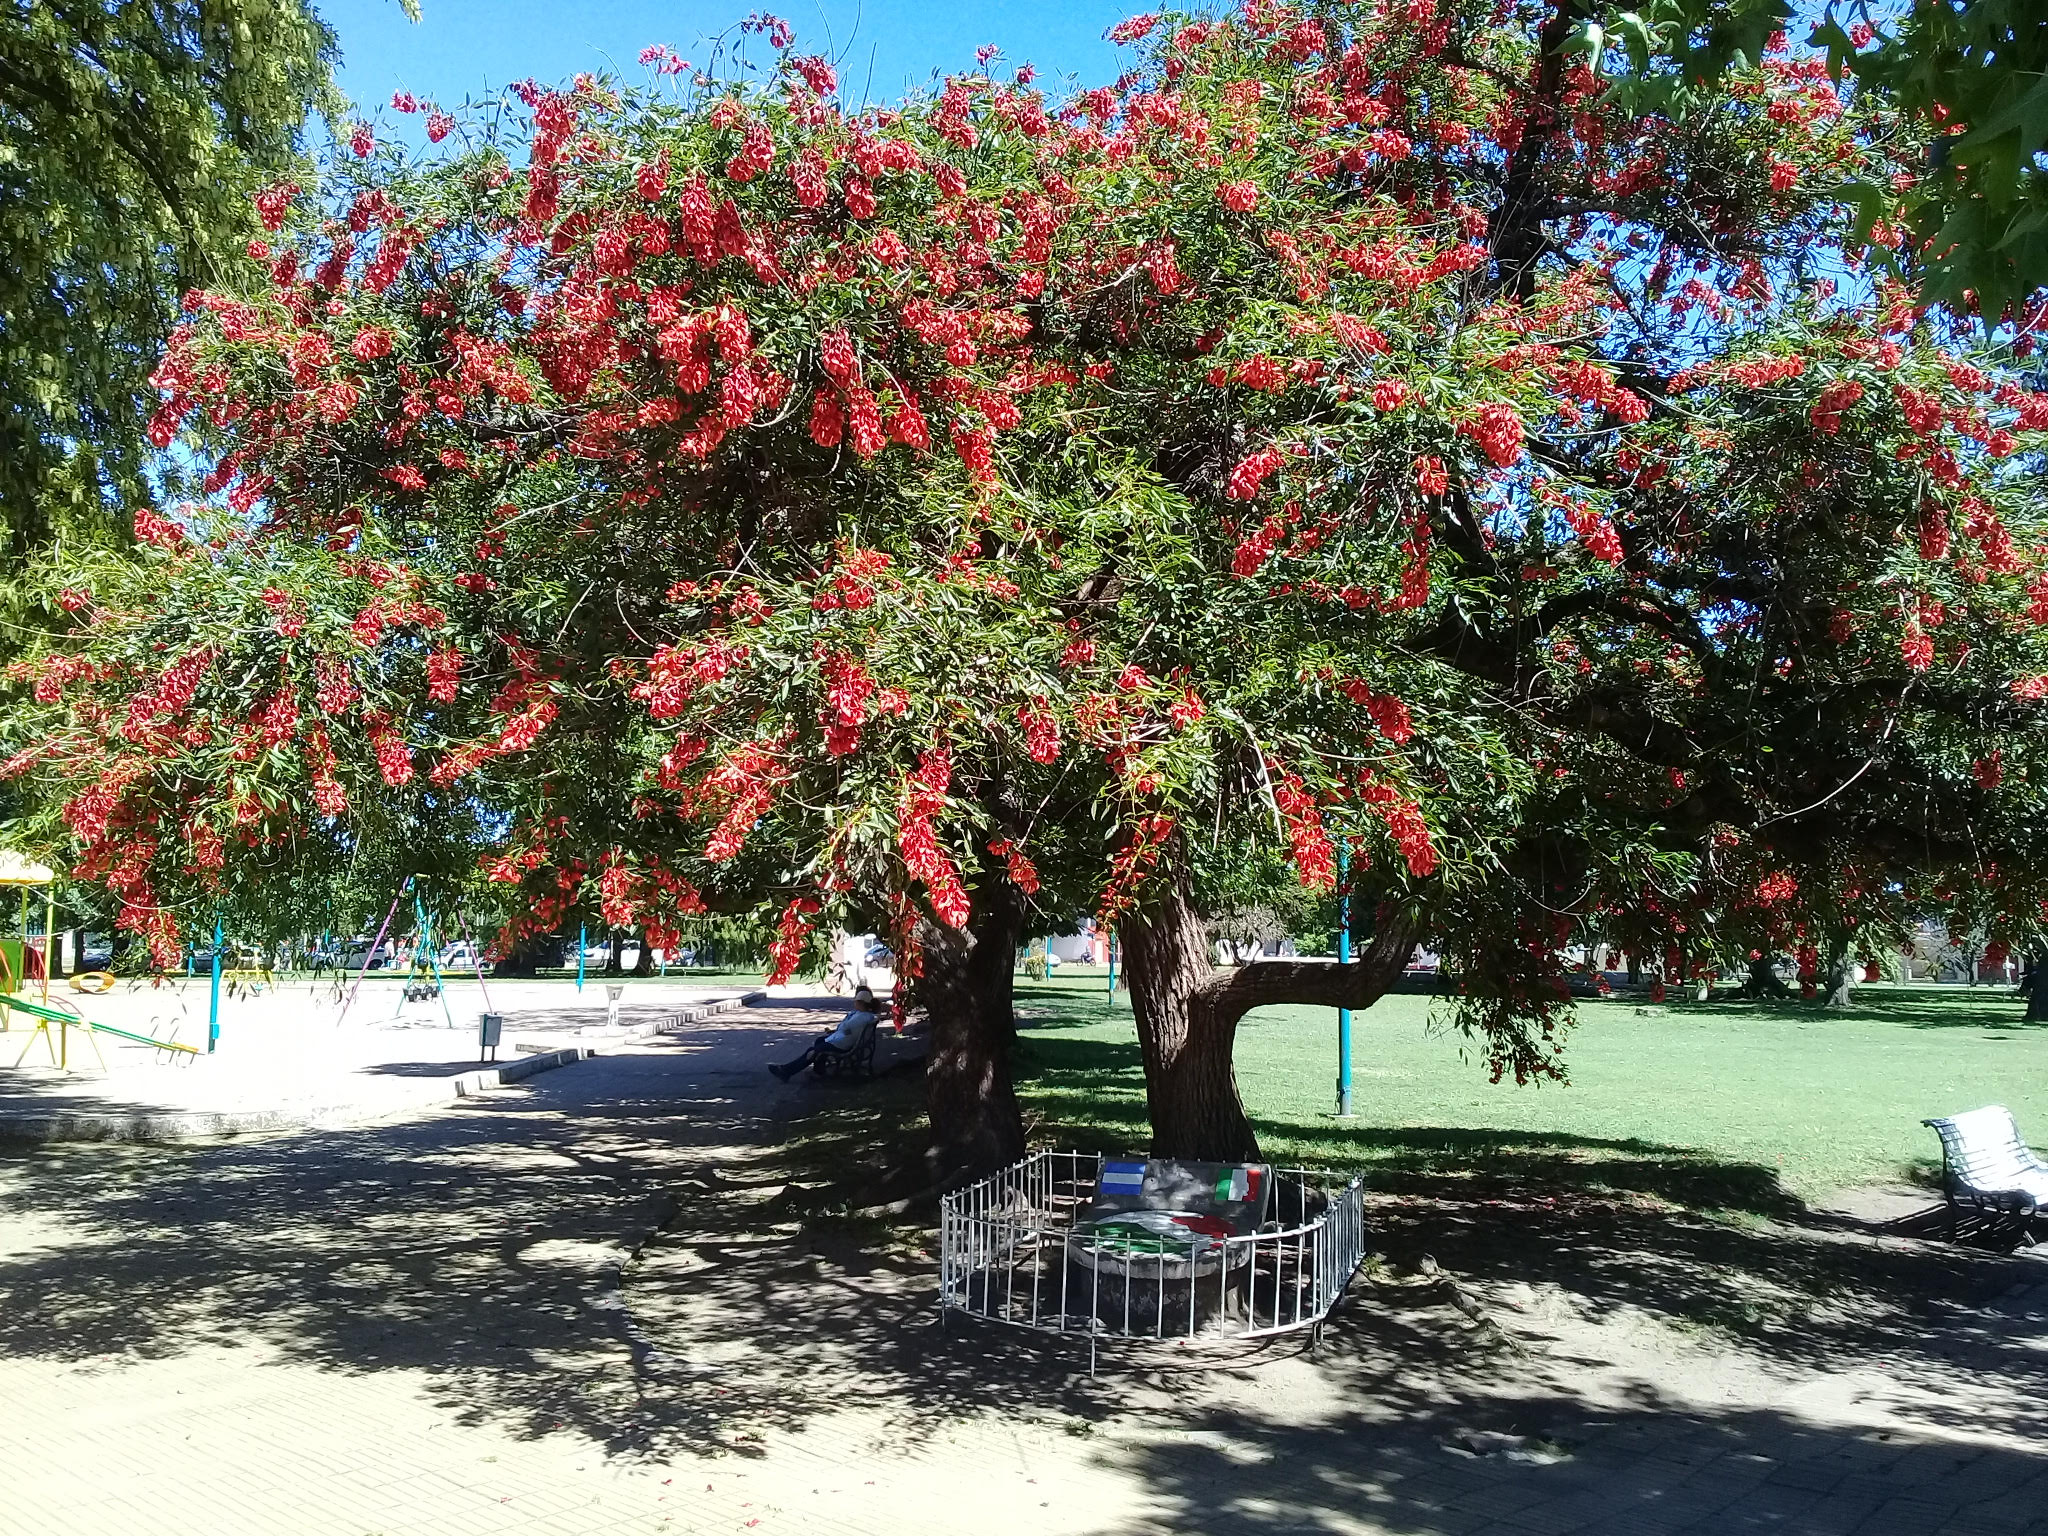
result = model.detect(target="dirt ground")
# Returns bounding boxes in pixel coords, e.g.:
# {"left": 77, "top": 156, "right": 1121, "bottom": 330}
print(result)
{"left": 613, "top": 1008, "right": 2048, "bottom": 1531}
{"left": 4, "top": 1000, "right": 2046, "bottom": 1535}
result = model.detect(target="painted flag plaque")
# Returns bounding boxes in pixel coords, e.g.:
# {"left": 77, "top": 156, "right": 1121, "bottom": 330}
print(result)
{"left": 1099, "top": 1160, "right": 1147, "bottom": 1195}
{"left": 1074, "top": 1157, "right": 1277, "bottom": 1274}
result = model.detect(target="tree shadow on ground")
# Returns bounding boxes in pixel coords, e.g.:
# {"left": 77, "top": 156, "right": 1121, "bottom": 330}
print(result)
{"left": 1094, "top": 1387, "right": 2048, "bottom": 1536}
{"left": 1004, "top": 1003, "right": 2045, "bottom": 1405}
{"left": 1, "top": 1017, "right": 2046, "bottom": 1531}
{"left": 1273, "top": 1119, "right": 1800, "bottom": 1216}
{"left": 1665, "top": 990, "right": 2038, "bottom": 1031}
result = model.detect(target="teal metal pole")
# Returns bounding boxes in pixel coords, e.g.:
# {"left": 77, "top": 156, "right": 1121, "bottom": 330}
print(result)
{"left": 577, "top": 924, "right": 586, "bottom": 992}
{"left": 1337, "top": 844, "right": 1353, "bottom": 1118}
{"left": 208, "top": 917, "right": 223, "bottom": 1054}
{"left": 420, "top": 895, "right": 455, "bottom": 1030}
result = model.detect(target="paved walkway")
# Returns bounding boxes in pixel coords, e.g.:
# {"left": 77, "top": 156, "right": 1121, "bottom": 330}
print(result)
{"left": 0, "top": 1000, "right": 2044, "bottom": 1535}
{"left": 0, "top": 978, "right": 756, "bottom": 1138}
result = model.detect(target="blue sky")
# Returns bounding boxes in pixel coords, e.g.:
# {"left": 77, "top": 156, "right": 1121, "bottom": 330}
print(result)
{"left": 323, "top": 0, "right": 1138, "bottom": 119}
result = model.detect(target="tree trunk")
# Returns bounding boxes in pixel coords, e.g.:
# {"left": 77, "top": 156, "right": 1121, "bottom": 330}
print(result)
{"left": 1824, "top": 971, "right": 1856, "bottom": 1008}
{"left": 919, "top": 860, "right": 1028, "bottom": 1186}
{"left": 1120, "top": 871, "right": 1261, "bottom": 1162}
{"left": 2027, "top": 952, "right": 2048, "bottom": 1021}
{"left": 632, "top": 937, "right": 653, "bottom": 976}
{"left": 1120, "top": 859, "right": 1420, "bottom": 1161}
{"left": 1743, "top": 956, "right": 1791, "bottom": 999}
{"left": 492, "top": 936, "right": 551, "bottom": 977}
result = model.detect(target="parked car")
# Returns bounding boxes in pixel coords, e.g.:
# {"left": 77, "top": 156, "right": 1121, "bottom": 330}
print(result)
{"left": 439, "top": 941, "right": 483, "bottom": 970}
{"left": 864, "top": 944, "right": 894, "bottom": 969}
{"left": 339, "top": 940, "right": 391, "bottom": 970}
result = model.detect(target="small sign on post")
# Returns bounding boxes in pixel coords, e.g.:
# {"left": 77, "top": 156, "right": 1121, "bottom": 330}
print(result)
{"left": 478, "top": 1011, "right": 504, "bottom": 1063}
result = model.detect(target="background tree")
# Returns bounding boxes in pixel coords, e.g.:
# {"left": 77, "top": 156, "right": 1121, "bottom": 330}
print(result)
{"left": 0, "top": 0, "right": 340, "bottom": 570}
{"left": 1578, "top": 0, "right": 2048, "bottom": 315}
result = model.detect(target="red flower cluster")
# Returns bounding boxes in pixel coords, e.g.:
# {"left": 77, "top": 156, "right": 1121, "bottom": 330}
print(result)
{"left": 702, "top": 739, "right": 785, "bottom": 861}
{"left": 1227, "top": 446, "right": 1287, "bottom": 500}
{"left": 898, "top": 746, "right": 969, "bottom": 928}
{"left": 987, "top": 836, "right": 1040, "bottom": 896}
{"left": 766, "top": 893, "right": 822, "bottom": 985}
{"left": 1809, "top": 378, "right": 1864, "bottom": 433}
{"left": 1097, "top": 814, "right": 1176, "bottom": 922}
{"left": 1460, "top": 404, "right": 1525, "bottom": 467}
{"left": 1019, "top": 700, "right": 1060, "bottom": 763}
{"left": 1338, "top": 681, "right": 1413, "bottom": 743}
{"left": 122, "top": 648, "right": 213, "bottom": 743}
{"left": 818, "top": 652, "right": 877, "bottom": 756}
{"left": 1358, "top": 778, "right": 1437, "bottom": 877}
{"left": 1565, "top": 505, "right": 1624, "bottom": 564}
{"left": 132, "top": 507, "right": 187, "bottom": 551}
{"left": 1755, "top": 870, "right": 1799, "bottom": 904}
{"left": 1272, "top": 771, "right": 1336, "bottom": 890}
{"left": 364, "top": 711, "right": 414, "bottom": 786}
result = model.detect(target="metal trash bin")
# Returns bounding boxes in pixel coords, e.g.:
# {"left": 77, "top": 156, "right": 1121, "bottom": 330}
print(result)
{"left": 479, "top": 1011, "right": 504, "bottom": 1062}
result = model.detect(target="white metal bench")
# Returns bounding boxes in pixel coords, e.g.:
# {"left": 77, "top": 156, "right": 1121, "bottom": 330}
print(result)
{"left": 1923, "top": 1105, "right": 2048, "bottom": 1239}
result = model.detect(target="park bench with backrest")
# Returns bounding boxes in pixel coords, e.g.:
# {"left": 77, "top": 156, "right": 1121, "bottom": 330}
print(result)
{"left": 1923, "top": 1105, "right": 2048, "bottom": 1240}
{"left": 810, "top": 1010, "right": 877, "bottom": 1077}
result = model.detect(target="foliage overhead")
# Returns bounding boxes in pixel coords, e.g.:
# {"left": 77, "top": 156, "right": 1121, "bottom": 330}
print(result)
{"left": 1578, "top": 0, "right": 2048, "bottom": 315}
{"left": 0, "top": 0, "right": 339, "bottom": 564}
{"left": 7, "top": 0, "right": 2048, "bottom": 1082}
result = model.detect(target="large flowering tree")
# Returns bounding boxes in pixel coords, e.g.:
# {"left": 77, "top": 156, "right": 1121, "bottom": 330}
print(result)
{"left": 9, "top": 1, "right": 2048, "bottom": 1171}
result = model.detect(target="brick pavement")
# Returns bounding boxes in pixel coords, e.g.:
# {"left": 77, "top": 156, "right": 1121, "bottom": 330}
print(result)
{"left": 2, "top": 999, "right": 2046, "bottom": 1535}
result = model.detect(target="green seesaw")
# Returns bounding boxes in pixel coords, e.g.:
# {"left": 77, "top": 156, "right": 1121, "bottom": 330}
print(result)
{"left": 0, "top": 989, "right": 201, "bottom": 1071}
{"left": 0, "top": 848, "right": 201, "bottom": 1070}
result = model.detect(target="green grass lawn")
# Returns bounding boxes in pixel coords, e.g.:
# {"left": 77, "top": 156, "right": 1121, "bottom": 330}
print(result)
{"left": 1013, "top": 972, "right": 2048, "bottom": 1208}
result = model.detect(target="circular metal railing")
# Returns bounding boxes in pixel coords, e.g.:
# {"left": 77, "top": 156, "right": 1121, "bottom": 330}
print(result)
{"left": 939, "top": 1150, "right": 1366, "bottom": 1371}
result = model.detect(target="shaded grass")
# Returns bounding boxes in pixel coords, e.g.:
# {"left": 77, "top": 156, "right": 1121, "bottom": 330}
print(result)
{"left": 1011, "top": 975, "right": 2048, "bottom": 1206}
{"left": 743, "top": 979, "right": 2048, "bottom": 1372}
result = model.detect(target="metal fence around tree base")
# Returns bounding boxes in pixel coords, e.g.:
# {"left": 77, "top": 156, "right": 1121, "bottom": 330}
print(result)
{"left": 939, "top": 1150, "right": 1367, "bottom": 1374}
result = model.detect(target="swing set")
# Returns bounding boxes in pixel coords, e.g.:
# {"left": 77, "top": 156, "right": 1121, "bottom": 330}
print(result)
{"left": 336, "top": 874, "right": 494, "bottom": 1031}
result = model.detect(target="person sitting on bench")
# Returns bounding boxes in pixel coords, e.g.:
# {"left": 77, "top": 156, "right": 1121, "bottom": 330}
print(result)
{"left": 770, "top": 986, "right": 880, "bottom": 1080}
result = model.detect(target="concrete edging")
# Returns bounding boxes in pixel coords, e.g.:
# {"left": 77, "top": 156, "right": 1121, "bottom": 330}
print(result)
{"left": 652, "top": 989, "right": 768, "bottom": 1035}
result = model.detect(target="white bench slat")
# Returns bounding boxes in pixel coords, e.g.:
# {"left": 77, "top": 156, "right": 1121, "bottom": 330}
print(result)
{"left": 1925, "top": 1105, "right": 2048, "bottom": 1209}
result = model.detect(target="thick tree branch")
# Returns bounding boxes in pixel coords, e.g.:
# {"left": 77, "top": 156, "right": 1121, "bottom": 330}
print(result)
{"left": 1188, "top": 912, "right": 1421, "bottom": 1035}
